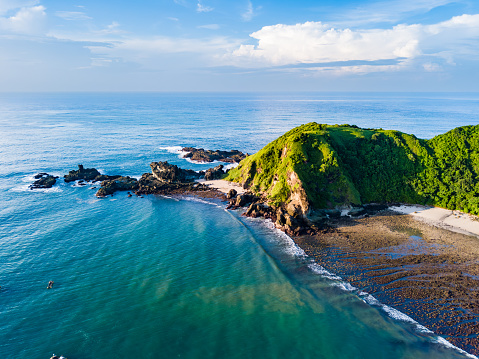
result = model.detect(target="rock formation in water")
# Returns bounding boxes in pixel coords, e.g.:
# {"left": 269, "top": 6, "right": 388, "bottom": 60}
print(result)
{"left": 182, "top": 147, "right": 247, "bottom": 163}
{"left": 29, "top": 173, "right": 58, "bottom": 189}
{"left": 96, "top": 176, "right": 139, "bottom": 197}
{"left": 64, "top": 165, "right": 101, "bottom": 182}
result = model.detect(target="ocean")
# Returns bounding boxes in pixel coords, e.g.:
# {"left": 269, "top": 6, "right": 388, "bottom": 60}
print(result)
{"left": 1, "top": 92, "right": 478, "bottom": 358}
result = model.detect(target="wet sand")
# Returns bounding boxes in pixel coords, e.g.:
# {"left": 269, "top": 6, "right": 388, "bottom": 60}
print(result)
{"left": 295, "top": 211, "right": 479, "bottom": 355}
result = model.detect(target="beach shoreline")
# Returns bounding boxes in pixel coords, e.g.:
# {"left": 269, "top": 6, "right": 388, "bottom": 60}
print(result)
{"left": 294, "top": 208, "right": 479, "bottom": 356}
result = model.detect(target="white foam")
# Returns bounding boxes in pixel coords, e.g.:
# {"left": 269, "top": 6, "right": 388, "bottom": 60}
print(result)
{"left": 331, "top": 282, "right": 357, "bottom": 292}
{"left": 433, "top": 337, "right": 478, "bottom": 358}
{"left": 159, "top": 146, "right": 190, "bottom": 161}
{"left": 381, "top": 304, "right": 417, "bottom": 324}
{"left": 307, "top": 263, "right": 342, "bottom": 281}
{"left": 223, "top": 162, "right": 240, "bottom": 171}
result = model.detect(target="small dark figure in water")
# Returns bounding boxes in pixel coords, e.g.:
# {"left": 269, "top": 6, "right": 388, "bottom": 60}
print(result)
{"left": 47, "top": 281, "right": 54, "bottom": 289}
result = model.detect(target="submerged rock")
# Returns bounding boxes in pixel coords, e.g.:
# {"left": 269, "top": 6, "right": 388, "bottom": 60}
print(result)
{"left": 64, "top": 164, "right": 101, "bottom": 183}
{"left": 30, "top": 173, "right": 58, "bottom": 189}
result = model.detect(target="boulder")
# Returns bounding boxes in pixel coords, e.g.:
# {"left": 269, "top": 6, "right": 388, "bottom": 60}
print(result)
{"left": 30, "top": 173, "right": 58, "bottom": 189}
{"left": 226, "top": 189, "right": 237, "bottom": 199}
{"left": 96, "top": 176, "right": 139, "bottom": 197}
{"left": 245, "top": 202, "right": 270, "bottom": 218}
{"left": 64, "top": 164, "right": 101, "bottom": 183}
{"left": 234, "top": 193, "right": 255, "bottom": 207}
{"left": 204, "top": 165, "right": 225, "bottom": 181}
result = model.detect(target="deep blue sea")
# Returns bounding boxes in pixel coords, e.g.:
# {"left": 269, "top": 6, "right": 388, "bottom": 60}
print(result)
{"left": 1, "top": 92, "right": 479, "bottom": 359}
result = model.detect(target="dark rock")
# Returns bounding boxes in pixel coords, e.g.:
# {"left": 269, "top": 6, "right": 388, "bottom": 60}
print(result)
{"left": 348, "top": 207, "right": 367, "bottom": 217}
{"left": 96, "top": 176, "right": 139, "bottom": 197}
{"left": 64, "top": 165, "right": 101, "bottom": 183}
{"left": 245, "top": 202, "right": 270, "bottom": 218}
{"left": 363, "top": 203, "right": 389, "bottom": 214}
{"left": 150, "top": 161, "right": 201, "bottom": 183}
{"left": 30, "top": 173, "right": 58, "bottom": 189}
{"left": 204, "top": 165, "right": 225, "bottom": 181}
{"left": 136, "top": 173, "right": 208, "bottom": 195}
{"left": 324, "top": 209, "right": 342, "bottom": 218}
{"left": 182, "top": 147, "right": 247, "bottom": 163}
{"left": 34, "top": 172, "right": 48, "bottom": 179}
{"left": 226, "top": 189, "right": 237, "bottom": 199}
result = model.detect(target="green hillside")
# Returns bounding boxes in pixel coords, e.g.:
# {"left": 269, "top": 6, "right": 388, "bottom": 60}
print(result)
{"left": 226, "top": 123, "right": 479, "bottom": 216}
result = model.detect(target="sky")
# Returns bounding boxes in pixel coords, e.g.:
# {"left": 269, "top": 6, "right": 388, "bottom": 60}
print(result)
{"left": 1, "top": 0, "right": 479, "bottom": 92}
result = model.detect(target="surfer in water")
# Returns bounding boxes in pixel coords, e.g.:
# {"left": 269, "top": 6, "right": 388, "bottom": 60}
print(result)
{"left": 47, "top": 280, "right": 54, "bottom": 289}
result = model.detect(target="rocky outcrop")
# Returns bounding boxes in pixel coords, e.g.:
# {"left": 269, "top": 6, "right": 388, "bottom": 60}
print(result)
{"left": 135, "top": 173, "right": 211, "bottom": 196}
{"left": 204, "top": 165, "right": 224, "bottom": 181}
{"left": 96, "top": 176, "right": 139, "bottom": 197}
{"left": 150, "top": 161, "right": 202, "bottom": 183}
{"left": 64, "top": 165, "right": 101, "bottom": 183}
{"left": 182, "top": 147, "right": 247, "bottom": 163}
{"left": 30, "top": 173, "right": 58, "bottom": 189}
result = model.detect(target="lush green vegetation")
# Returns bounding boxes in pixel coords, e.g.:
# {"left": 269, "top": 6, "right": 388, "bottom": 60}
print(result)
{"left": 226, "top": 123, "right": 479, "bottom": 215}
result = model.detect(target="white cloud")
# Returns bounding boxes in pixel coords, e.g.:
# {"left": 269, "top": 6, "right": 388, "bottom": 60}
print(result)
{"left": 198, "top": 24, "right": 220, "bottom": 30}
{"left": 197, "top": 1, "right": 213, "bottom": 13}
{"left": 227, "top": 14, "right": 479, "bottom": 74}
{"left": 242, "top": 1, "right": 254, "bottom": 22}
{"left": 0, "top": 5, "right": 46, "bottom": 34}
{"left": 55, "top": 11, "right": 92, "bottom": 21}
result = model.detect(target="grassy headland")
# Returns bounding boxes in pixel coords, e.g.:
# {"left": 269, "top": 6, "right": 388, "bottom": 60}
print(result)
{"left": 226, "top": 123, "right": 479, "bottom": 217}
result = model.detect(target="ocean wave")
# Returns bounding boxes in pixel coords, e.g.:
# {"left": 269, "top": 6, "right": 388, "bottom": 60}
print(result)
{"left": 181, "top": 196, "right": 223, "bottom": 209}
{"left": 10, "top": 184, "right": 63, "bottom": 193}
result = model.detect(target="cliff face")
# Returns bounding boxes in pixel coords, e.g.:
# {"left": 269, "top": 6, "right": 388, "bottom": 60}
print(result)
{"left": 226, "top": 122, "right": 479, "bottom": 217}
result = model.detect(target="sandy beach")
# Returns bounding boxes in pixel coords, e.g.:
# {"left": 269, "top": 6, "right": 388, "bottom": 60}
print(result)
{"left": 196, "top": 179, "right": 245, "bottom": 195}
{"left": 390, "top": 204, "right": 479, "bottom": 237}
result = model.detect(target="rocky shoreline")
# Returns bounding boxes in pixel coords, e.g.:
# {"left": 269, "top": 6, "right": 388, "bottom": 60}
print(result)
{"left": 29, "top": 147, "right": 246, "bottom": 198}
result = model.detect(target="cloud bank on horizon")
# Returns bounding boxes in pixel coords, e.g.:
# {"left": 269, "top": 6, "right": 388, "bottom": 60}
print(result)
{"left": 0, "top": 0, "right": 478, "bottom": 91}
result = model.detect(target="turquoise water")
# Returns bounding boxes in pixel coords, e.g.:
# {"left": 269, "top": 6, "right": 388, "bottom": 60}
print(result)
{"left": 1, "top": 93, "right": 478, "bottom": 358}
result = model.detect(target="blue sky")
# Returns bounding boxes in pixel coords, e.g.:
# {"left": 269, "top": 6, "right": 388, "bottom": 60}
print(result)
{"left": 1, "top": 0, "right": 479, "bottom": 91}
